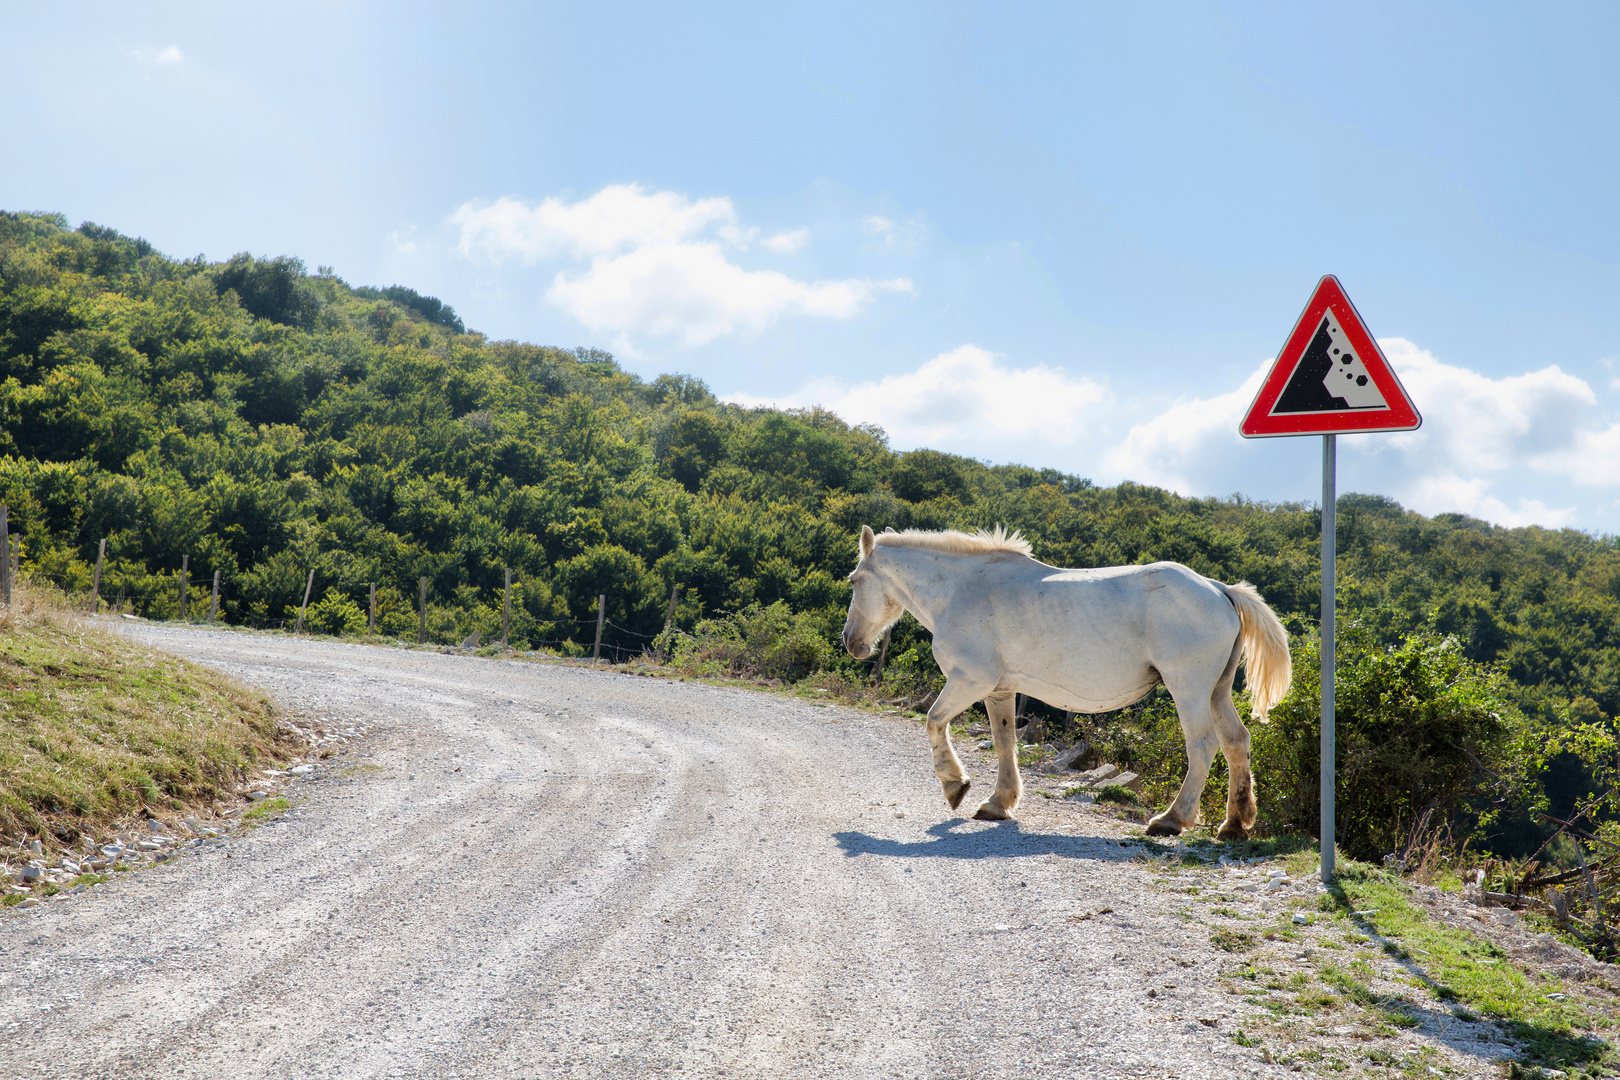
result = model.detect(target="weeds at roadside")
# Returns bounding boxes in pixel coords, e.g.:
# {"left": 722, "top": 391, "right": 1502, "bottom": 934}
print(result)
{"left": 0, "top": 581, "right": 295, "bottom": 855}
{"left": 241, "top": 796, "right": 292, "bottom": 825}
{"left": 1296, "top": 858, "right": 1620, "bottom": 1076}
{"left": 1211, "top": 927, "right": 1258, "bottom": 952}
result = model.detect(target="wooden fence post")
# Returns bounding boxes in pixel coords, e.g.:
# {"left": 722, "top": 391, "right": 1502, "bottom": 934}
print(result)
{"left": 502, "top": 567, "right": 511, "bottom": 646}
{"left": 0, "top": 506, "right": 10, "bottom": 605}
{"left": 87, "top": 538, "right": 106, "bottom": 614}
{"left": 659, "top": 584, "right": 681, "bottom": 660}
{"left": 369, "top": 582, "right": 376, "bottom": 635}
{"left": 874, "top": 628, "right": 892, "bottom": 684}
{"left": 294, "top": 567, "right": 314, "bottom": 634}
{"left": 178, "top": 555, "right": 189, "bottom": 621}
{"left": 418, "top": 577, "right": 428, "bottom": 644}
{"left": 208, "top": 569, "right": 221, "bottom": 625}
{"left": 592, "top": 594, "right": 606, "bottom": 662}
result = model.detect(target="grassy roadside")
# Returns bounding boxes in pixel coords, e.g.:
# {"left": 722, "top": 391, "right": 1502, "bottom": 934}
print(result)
{"left": 1136, "top": 837, "right": 1620, "bottom": 1077}
{"left": 1, "top": 585, "right": 296, "bottom": 855}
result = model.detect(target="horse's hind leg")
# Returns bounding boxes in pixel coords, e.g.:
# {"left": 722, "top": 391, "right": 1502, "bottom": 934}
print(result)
{"left": 1146, "top": 684, "right": 1219, "bottom": 838}
{"left": 1211, "top": 638, "right": 1257, "bottom": 841}
{"left": 925, "top": 673, "right": 997, "bottom": 811}
{"left": 972, "top": 692, "right": 1021, "bottom": 821}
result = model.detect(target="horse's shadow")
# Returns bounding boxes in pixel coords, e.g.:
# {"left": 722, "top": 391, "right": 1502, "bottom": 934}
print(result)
{"left": 833, "top": 818, "right": 1141, "bottom": 862}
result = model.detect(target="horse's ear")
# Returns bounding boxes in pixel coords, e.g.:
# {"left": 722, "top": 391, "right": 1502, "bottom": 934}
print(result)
{"left": 860, "top": 524, "right": 876, "bottom": 558}
{"left": 883, "top": 526, "right": 896, "bottom": 533}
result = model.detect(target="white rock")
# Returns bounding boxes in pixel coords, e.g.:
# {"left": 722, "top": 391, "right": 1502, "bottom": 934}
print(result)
{"left": 1292, "top": 912, "right": 1312, "bottom": 925}
{"left": 135, "top": 841, "right": 161, "bottom": 852}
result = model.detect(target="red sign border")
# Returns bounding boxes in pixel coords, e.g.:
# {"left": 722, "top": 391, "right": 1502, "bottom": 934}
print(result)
{"left": 1239, "top": 275, "right": 1421, "bottom": 438}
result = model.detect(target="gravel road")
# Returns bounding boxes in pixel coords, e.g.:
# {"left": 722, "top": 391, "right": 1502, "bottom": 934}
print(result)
{"left": 1, "top": 625, "right": 1503, "bottom": 1078}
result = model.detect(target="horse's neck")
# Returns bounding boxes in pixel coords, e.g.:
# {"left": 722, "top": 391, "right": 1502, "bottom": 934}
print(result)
{"left": 878, "top": 547, "right": 979, "bottom": 633}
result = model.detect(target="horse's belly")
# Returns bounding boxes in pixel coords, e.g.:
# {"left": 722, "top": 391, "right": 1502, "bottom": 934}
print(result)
{"left": 1011, "top": 669, "right": 1159, "bottom": 714}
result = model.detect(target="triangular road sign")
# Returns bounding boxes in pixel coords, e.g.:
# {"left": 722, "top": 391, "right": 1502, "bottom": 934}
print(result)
{"left": 1240, "top": 276, "right": 1421, "bottom": 437}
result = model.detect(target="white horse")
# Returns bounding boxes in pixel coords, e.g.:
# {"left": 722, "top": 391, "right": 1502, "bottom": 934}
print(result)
{"left": 842, "top": 525, "right": 1292, "bottom": 839}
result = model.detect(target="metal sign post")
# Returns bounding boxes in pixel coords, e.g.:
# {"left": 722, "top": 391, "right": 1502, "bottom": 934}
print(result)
{"left": 1240, "top": 276, "right": 1421, "bottom": 886}
{"left": 1320, "top": 435, "right": 1336, "bottom": 884}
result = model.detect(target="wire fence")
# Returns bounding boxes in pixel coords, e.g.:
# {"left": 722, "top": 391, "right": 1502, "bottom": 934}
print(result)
{"left": 6, "top": 536, "right": 679, "bottom": 661}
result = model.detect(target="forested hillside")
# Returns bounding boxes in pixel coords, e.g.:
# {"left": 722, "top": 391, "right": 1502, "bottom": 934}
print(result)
{"left": 2, "top": 210, "right": 1617, "bottom": 736}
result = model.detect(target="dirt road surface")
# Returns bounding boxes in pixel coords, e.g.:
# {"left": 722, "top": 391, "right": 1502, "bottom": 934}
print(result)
{"left": 0, "top": 625, "right": 1478, "bottom": 1078}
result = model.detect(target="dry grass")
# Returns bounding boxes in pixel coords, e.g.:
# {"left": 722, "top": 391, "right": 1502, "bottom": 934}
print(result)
{"left": 0, "top": 581, "right": 296, "bottom": 852}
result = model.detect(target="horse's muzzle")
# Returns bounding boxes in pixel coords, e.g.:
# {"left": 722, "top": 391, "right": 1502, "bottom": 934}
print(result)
{"left": 842, "top": 626, "right": 872, "bottom": 659}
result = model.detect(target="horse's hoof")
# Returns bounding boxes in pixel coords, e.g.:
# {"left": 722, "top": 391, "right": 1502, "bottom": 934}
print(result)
{"left": 972, "top": 800, "right": 1013, "bottom": 821}
{"left": 1215, "top": 820, "right": 1249, "bottom": 842}
{"left": 1144, "top": 815, "right": 1183, "bottom": 837}
{"left": 943, "top": 778, "right": 972, "bottom": 810}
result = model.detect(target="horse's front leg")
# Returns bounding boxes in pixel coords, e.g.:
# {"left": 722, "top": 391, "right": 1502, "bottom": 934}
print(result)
{"left": 972, "top": 691, "right": 1021, "bottom": 821}
{"left": 925, "top": 674, "right": 997, "bottom": 811}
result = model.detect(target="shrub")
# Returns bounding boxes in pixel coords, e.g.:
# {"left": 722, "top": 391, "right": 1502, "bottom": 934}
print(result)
{"left": 1251, "top": 623, "right": 1542, "bottom": 862}
{"left": 668, "top": 601, "right": 832, "bottom": 681}
{"left": 303, "top": 589, "right": 366, "bottom": 636}
{"left": 1097, "top": 784, "right": 1143, "bottom": 807}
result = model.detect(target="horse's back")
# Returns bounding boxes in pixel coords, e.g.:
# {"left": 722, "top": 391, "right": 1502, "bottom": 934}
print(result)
{"left": 940, "top": 557, "right": 1239, "bottom": 712}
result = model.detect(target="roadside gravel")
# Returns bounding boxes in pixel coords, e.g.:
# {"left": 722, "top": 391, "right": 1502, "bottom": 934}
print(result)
{"left": 0, "top": 624, "right": 1542, "bottom": 1078}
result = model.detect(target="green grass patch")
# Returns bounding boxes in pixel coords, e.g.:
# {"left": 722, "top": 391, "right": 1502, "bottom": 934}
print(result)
{"left": 1096, "top": 784, "right": 1142, "bottom": 807}
{"left": 1211, "top": 927, "right": 1257, "bottom": 952}
{"left": 241, "top": 796, "right": 291, "bottom": 823}
{"left": 1311, "top": 857, "right": 1620, "bottom": 1076}
{"left": 0, "top": 587, "right": 294, "bottom": 850}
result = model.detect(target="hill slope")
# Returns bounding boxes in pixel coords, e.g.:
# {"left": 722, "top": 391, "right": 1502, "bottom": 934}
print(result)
{"left": 1, "top": 210, "right": 1616, "bottom": 774}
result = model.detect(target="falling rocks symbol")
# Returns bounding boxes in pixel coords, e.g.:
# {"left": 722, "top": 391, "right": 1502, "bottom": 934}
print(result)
{"left": 1272, "top": 308, "right": 1388, "bottom": 415}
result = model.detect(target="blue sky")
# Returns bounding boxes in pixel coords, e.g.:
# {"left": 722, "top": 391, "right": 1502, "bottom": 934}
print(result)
{"left": 5, "top": 2, "right": 1619, "bottom": 530}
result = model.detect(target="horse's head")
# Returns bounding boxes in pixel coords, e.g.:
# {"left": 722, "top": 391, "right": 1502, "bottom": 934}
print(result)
{"left": 842, "top": 524, "right": 903, "bottom": 658}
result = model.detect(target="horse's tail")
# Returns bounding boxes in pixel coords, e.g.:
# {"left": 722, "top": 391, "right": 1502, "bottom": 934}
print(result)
{"left": 1217, "top": 581, "right": 1292, "bottom": 723}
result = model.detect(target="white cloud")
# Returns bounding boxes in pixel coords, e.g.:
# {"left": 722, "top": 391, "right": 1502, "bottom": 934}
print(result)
{"left": 451, "top": 185, "right": 735, "bottom": 261}
{"left": 761, "top": 229, "right": 809, "bottom": 254}
{"left": 863, "top": 216, "right": 895, "bottom": 240}
{"left": 387, "top": 225, "right": 417, "bottom": 255}
{"left": 1100, "top": 338, "right": 1602, "bottom": 527}
{"left": 728, "top": 345, "right": 1107, "bottom": 450}
{"left": 156, "top": 46, "right": 183, "bottom": 64}
{"left": 1401, "top": 473, "right": 1578, "bottom": 528}
{"left": 1534, "top": 423, "right": 1620, "bottom": 487}
{"left": 451, "top": 185, "right": 907, "bottom": 345}
{"left": 549, "top": 243, "right": 910, "bottom": 346}
{"left": 1370, "top": 339, "right": 1593, "bottom": 472}
{"left": 1102, "top": 360, "right": 1268, "bottom": 493}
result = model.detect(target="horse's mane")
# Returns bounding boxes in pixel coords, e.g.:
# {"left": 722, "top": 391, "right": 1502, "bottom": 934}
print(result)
{"left": 873, "top": 526, "right": 1033, "bottom": 557}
